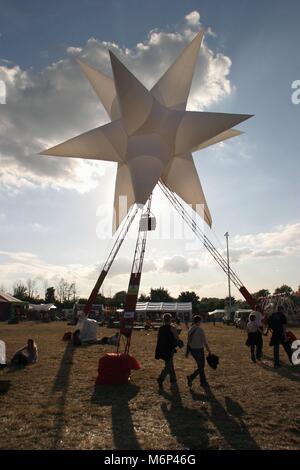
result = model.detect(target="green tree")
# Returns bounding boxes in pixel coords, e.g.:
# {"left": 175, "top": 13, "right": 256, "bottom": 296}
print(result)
{"left": 225, "top": 296, "right": 236, "bottom": 306}
{"left": 13, "top": 281, "right": 28, "bottom": 301}
{"left": 198, "top": 297, "right": 225, "bottom": 314}
{"left": 55, "top": 278, "right": 78, "bottom": 307}
{"left": 45, "top": 287, "right": 55, "bottom": 303}
{"left": 252, "top": 289, "right": 270, "bottom": 299}
{"left": 235, "top": 299, "right": 251, "bottom": 309}
{"left": 150, "top": 287, "right": 173, "bottom": 302}
{"left": 112, "top": 290, "right": 127, "bottom": 307}
{"left": 138, "top": 293, "right": 150, "bottom": 302}
{"left": 95, "top": 293, "right": 106, "bottom": 305}
{"left": 177, "top": 291, "right": 199, "bottom": 310}
{"left": 274, "top": 285, "right": 293, "bottom": 295}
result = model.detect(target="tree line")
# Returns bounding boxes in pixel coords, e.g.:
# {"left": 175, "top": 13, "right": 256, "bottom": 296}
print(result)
{"left": 7, "top": 278, "right": 300, "bottom": 312}
{"left": 11, "top": 278, "right": 78, "bottom": 308}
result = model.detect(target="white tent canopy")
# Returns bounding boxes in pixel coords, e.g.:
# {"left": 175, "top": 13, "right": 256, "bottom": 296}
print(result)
{"left": 28, "top": 304, "right": 57, "bottom": 312}
{"left": 208, "top": 309, "right": 226, "bottom": 316}
{"left": 136, "top": 302, "right": 192, "bottom": 321}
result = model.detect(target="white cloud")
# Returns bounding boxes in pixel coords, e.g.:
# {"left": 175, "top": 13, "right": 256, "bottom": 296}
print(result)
{"left": 0, "top": 249, "right": 92, "bottom": 295}
{"left": 161, "top": 255, "right": 198, "bottom": 273}
{"left": 185, "top": 11, "right": 201, "bottom": 26}
{"left": 90, "top": 256, "right": 157, "bottom": 279}
{"left": 0, "top": 10, "right": 232, "bottom": 192}
{"left": 228, "top": 223, "right": 300, "bottom": 262}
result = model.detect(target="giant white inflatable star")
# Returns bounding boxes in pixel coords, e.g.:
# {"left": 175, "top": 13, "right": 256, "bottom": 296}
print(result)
{"left": 40, "top": 31, "right": 252, "bottom": 230}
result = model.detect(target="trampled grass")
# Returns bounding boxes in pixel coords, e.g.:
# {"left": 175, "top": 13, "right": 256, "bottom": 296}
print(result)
{"left": 0, "top": 322, "right": 299, "bottom": 450}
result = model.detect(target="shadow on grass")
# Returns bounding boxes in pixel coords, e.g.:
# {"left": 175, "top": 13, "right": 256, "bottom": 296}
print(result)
{"left": 260, "top": 361, "right": 300, "bottom": 383}
{"left": 91, "top": 384, "right": 140, "bottom": 450}
{"left": 190, "top": 387, "right": 260, "bottom": 450}
{"left": 0, "top": 380, "right": 10, "bottom": 395}
{"left": 50, "top": 341, "right": 75, "bottom": 449}
{"left": 159, "top": 383, "right": 210, "bottom": 449}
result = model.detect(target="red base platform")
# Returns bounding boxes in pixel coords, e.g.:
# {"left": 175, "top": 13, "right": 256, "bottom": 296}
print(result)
{"left": 95, "top": 352, "right": 141, "bottom": 385}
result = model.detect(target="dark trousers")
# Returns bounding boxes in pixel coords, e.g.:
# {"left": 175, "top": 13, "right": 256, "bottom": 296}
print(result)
{"left": 159, "top": 353, "right": 176, "bottom": 383}
{"left": 250, "top": 344, "right": 257, "bottom": 362}
{"left": 189, "top": 348, "right": 207, "bottom": 385}
{"left": 273, "top": 340, "right": 293, "bottom": 366}
{"left": 256, "top": 331, "right": 263, "bottom": 359}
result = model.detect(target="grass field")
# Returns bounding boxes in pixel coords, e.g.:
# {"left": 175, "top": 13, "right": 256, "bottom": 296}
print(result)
{"left": 0, "top": 322, "right": 299, "bottom": 450}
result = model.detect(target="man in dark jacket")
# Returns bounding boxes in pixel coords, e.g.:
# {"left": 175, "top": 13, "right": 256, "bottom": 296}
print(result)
{"left": 155, "top": 313, "right": 179, "bottom": 387}
{"left": 268, "top": 306, "right": 292, "bottom": 367}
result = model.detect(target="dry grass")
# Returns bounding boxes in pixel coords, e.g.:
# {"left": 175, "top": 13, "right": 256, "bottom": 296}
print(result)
{"left": 0, "top": 321, "right": 299, "bottom": 450}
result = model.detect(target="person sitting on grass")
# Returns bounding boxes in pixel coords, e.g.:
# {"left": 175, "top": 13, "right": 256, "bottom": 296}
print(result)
{"left": 155, "top": 313, "right": 179, "bottom": 387}
{"left": 10, "top": 339, "right": 38, "bottom": 367}
{"left": 186, "top": 315, "right": 211, "bottom": 388}
{"left": 246, "top": 313, "right": 261, "bottom": 363}
{"left": 99, "top": 332, "right": 120, "bottom": 345}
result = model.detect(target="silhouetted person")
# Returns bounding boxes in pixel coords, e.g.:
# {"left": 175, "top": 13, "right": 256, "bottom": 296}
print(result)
{"left": 246, "top": 313, "right": 261, "bottom": 363}
{"left": 11, "top": 339, "right": 38, "bottom": 367}
{"left": 267, "top": 306, "right": 292, "bottom": 368}
{"left": 155, "top": 313, "right": 179, "bottom": 387}
{"left": 186, "top": 315, "right": 211, "bottom": 388}
{"left": 249, "top": 309, "right": 264, "bottom": 360}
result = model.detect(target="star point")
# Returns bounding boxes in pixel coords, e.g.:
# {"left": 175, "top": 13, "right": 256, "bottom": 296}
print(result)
{"left": 40, "top": 31, "right": 252, "bottom": 231}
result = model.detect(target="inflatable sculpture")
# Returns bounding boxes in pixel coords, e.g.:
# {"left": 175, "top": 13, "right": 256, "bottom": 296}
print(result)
{"left": 40, "top": 30, "right": 252, "bottom": 230}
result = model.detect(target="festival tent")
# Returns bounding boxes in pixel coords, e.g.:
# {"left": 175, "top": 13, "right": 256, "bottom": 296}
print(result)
{"left": 28, "top": 303, "right": 57, "bottom": 312}
{"left": 0, "top": 292, "right": 28, "bottom": 322}
{"left": 135, "top": 302, "right": 192, "bottom": 321}
{"left": 208, "top": 309, "right": 226, "bottom": 321}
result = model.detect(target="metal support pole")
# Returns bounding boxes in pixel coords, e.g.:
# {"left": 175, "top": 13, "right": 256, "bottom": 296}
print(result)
{"left": 224, "top": 232, "right": 232, "bottom": 322}
{"left": 118, "top": 195, "right": 154, "bottom": 354}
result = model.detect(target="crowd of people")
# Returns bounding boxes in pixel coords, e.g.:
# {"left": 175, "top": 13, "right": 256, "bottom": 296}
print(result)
{"left": 0, "top": 306, "right": 297, "bottom": 388}
{"left": 245, "top": 305, "right": 295, "bottom": 367}
{"left": 154, "top": 306, "right": 297, "bottom": 390}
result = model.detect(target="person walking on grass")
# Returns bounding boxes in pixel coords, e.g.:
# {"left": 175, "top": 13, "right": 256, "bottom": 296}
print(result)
{"left": 155, "top": 313, "right": 179, "bottom": 387}
{"left": 246, "top": 313, "right": 261, "bottom": 363}
{"left": 186, "top": 315, "right": 211, "bottom": 388}
{"left": 249, "top": 308, "right": 264, "bottom": 360}
{"left": 267, "top": 305, "right": 293, "bottom": 368}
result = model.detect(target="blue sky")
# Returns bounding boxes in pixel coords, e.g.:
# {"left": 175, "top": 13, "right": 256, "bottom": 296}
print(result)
{"left": 0, "top": 0, "right": 299, "bottom": 299}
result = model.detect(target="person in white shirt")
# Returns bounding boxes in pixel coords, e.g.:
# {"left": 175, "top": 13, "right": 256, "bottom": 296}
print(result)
{"left": 246, "top": 314, "right": 262, "bottom": 363}
{"left": 186, "top": 315, "right": 211, "bottom": 388}
{"left": 248, "top": 309, "right": 264, "bottom": 360}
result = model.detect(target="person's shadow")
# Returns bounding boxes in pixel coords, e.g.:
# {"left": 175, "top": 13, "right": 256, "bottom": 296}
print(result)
{"left": 260, "top": 361, "right": 300, "bottom": 383}
{"left": 0, "top": 380, "right": 10, "bottom": 395}
{"left": 190, "top": 387, "right": 260, "bottom": 450}
{"left": 160, "top": 383, "right": 210, "bottom": 449}
{"left": 50, "top": 341, "right": 75, "bottom": 449}
{"left": 91, "top": 383, "right": 140, "bottom": 450}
